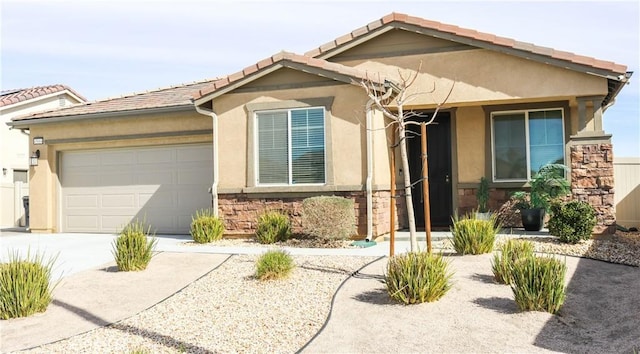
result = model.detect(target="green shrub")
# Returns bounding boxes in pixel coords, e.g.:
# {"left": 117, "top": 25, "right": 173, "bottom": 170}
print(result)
{"left": 302, "top": 196, "right": 355, "bottom": 241}
{"left": 450, "top": 213, "right": 500, "bottom": 255}
{"left": 491, "top": 239, "right": 534, "bottom": 284}
{"left": 255, "top": 211, "right": 291, "bottom": 244}
{"left": 255, "top": 250, "right": 294, "bottom": 281}
{"left": 548, "top": 200, "right": 597, "bottom": 244}
{"left": 0, "top": 250, "right": 58, "bottom": 319}
{"left": 112, "top": 219, "right": 157, "bottom": 271}
{"left": 190, "top": 209, "right": 225, "bottom": 243}
{"left": 510, "top": 255, "right": 566, "bottom": 314}
{"left": 385, "top": 252, "right": 453, "bottom": 304}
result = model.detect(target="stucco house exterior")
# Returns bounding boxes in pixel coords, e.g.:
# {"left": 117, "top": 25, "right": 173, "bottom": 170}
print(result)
{"left": 1, "top": 85, "right": 85, "bottom": 227}
{"left": 7, "top": 13, "right": 631, "bottom": 236}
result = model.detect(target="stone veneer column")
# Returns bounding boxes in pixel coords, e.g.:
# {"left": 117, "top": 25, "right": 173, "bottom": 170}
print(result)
{"left": 570, "top": 142, "right": 615, "bottom": 234}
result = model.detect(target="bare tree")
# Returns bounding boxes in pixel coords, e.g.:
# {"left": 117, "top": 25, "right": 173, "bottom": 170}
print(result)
{"left": 361, "top": 65, "right": 453, "bottom": 252}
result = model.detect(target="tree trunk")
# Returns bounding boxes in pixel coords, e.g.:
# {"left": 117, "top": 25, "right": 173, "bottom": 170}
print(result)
{"left": 398, "top": 118, "right": 418, "bottom": 251}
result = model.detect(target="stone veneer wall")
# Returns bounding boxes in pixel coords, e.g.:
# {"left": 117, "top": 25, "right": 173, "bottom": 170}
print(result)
{"left": 218, "top": 191, "right": 407, "bottom": 237}
{"left": 570, "top": 143, "right": 615, "bottom": 234}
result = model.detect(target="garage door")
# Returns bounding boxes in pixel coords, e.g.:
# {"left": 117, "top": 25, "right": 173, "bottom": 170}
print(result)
{"left": 61, "top": 144, "right": 213, "bottom": 234}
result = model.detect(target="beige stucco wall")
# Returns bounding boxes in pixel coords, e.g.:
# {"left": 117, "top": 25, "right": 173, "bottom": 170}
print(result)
{"left": 213, "top": 83, "right": 370, "bottom": 190}
{"left": 455, "top": 106, "right": 485, "bottom": 183}
{"left": 26, "top": 111, "right": 212, "bottom": 232}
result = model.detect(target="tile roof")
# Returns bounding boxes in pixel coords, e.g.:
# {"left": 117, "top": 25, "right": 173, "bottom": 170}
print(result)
{"left": 11, "top": 79, "right": 218, "bottom": 122}
{"left": 0, "top": 84, "right": 86, "bottom": 108}
{"left": 195, "top": 51, "right": 384, "bottom": 101}
{"left": 305, "top": 12, "right": 628, "bottom": 76}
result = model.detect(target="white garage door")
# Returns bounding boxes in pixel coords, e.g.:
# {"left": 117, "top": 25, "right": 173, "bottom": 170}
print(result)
{"left": 61, "top": 144, "right": 213, "bottom": 234}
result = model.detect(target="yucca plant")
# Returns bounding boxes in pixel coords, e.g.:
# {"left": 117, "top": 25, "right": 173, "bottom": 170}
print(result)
{"left": 450, "top": 213, "right": 501, "bottom": 255}
{"left": 190, "top": 209, "right": 225, "bottom": 243}
{"left": 112, "top": 219, "right": 157, "bottom": 271}
{"left": 0, "top": 250, "right": 58, "bottom": 319}
{"left": 491, "top": 239, "right": 535, "bottom": 284}
{"left": 255, "top": 250, "right": 294, "bottom": 281}
{"left": 385, "top": 252, "right": 453, "bottom": 304}
{"left": 255, "top": 211, "right": 291, "bottom": 244}
{"left": 510, "top": 254, "right": 566, "bottom": 314}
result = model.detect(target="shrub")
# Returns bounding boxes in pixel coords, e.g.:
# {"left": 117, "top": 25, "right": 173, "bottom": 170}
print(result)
{"left": 491, "top": 239, "right": 534, "bottom": 285}
{"left": 510, "top": 254, "right": 566, "bottom": 314}
{"left": 255, "top": 250, "right": 294, "bottom": 281}
{"left": 450, "top": 213, "right": 500, "bottom": 255}
{"left": 0, "top": 250, "right": 58, "bottom": 319}
{"left": 255, "top": 211, "right": 291, "bottom": 244}
{"left": 548, "top": 200, "right": 597, "bottom": 244}
{"left": 190, "top": 209, "right": 225, "bottom": 243}
{"left": 385, "top": 252, "right": 453, "bottom": 304}
{"left": 302, "top": 196, "right": 355, "bottom": 241}
{"left": 112, "top": 219, "right": 157, "bottom": 271}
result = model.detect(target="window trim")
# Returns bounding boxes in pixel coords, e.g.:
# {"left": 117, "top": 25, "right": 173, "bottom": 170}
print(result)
{"left": 490, "top": 107, "right": 565, "bottom": 183}
{"left": 254, "top": 106, "right": 327, "bottom": 186}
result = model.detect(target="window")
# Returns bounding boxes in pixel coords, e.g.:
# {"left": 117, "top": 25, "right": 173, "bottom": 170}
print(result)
{"left": 256, "top": 107, "right": 325, "bottom": 185}
{"left": 492, "top": 109, "right": 564, "bottom": 181}
{"left": 13, "top": 169, "right": 28, "bottom": 183}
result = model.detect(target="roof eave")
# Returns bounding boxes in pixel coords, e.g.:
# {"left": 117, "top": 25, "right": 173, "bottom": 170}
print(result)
{"left": 7, "top": 104, "right": 195, "bottom": 128}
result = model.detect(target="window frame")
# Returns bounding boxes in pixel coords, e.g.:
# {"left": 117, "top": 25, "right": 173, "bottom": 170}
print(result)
{"left": 490, "top": 107, "right": 565, "bottom": 183}
{"left": 254, "top": 106, "right": 327, "bottom": 186}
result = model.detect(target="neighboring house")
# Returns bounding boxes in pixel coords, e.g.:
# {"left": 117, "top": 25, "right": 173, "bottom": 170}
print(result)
{"left": 1, "top": 85, "right": 86, "bottom": 227}
{"left": 7, "top": 13, "right": 632, "bottom": 236}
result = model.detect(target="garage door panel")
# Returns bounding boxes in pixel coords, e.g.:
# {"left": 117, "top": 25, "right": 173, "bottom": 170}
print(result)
{"left": 66, "top": 194, "right": 99, "bottom": 208}
{"left": 61, "top": 144, "right": 213, "bottom": 234}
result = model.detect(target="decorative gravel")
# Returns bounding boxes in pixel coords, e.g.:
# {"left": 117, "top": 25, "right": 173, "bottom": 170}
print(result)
{"left": 21, "top": 255, "right": 379, "bottom": 354}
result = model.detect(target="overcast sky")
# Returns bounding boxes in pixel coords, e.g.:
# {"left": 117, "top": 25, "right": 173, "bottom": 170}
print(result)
{"left": 1, "top": 0, "right": 638, "bottom": 157}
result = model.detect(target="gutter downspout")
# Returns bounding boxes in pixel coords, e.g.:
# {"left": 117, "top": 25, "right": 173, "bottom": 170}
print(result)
{"left": 365, "top": 88, "right": 394, "bottom": 242}
{"left": 195, "top": 105, "right": 219, "bottom": 217}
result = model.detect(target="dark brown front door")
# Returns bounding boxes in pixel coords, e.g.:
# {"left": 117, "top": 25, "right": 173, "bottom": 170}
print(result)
{"left": 407, "top": 111, "right": 453, "bottom": 228}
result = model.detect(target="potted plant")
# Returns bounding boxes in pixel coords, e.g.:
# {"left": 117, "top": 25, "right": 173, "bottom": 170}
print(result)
{"left": 512, "top": 164, "right": 570, "bottom": 231}
{"left": 476, "top": 176, "right": 491, "bottom": 220}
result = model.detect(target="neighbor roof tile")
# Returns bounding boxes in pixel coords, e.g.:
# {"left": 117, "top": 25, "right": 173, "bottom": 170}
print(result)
{"left": 0, "top": 84, "right": 86, "bottom": 108}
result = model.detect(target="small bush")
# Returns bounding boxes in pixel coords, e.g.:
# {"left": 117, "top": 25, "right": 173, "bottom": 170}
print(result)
{"left": 112, "top": 219, "right": 157, "bottom": 271}
{"left": 450, "top": 213, "right": 500, "bottom": 255}
{"left": 255, "top": 211, "right": 291, "bottom": 244}
{"left": 510, "top": 255, "right": 566, "bottom": 314}
{"left": 302, "top": 196, "right": 355, "bottom": 241}
{"left": 190, "top": 209, "right": 225, "bottom": 243}
{"left": 0, "top": 250, "right": 58, "bottom": 319}
{"left": 548, "top": 200, "right": 597, "bottom": 244}
{"left": 385, "top": 252, "right": 453, "bottom": 304}
{"left": 255, "top": 250, "right": 294, "bottom": 281}
{"left": 491, "top": 239, "right": 534, "bottom": 284}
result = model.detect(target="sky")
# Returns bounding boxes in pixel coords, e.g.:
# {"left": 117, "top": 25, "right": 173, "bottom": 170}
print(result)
{"left": 1, "top": 0, "right": 639, "bottom": 157}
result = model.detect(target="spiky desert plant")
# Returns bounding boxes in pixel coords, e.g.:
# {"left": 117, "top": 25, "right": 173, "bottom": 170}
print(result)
{"left": 190, "top": 209, "right": 225, "bottom": 243}
{"left": 510, "top": 254, "right": 566, "bottom": 314}
{"left": 450, "top": 213, "right": 501, "bottom": 255}
{"left": 255, "top": 211, "right": 291, "bottom": 244}
{"left": 385, "top": 252, "right": 453, "bottom": 304}
{"left": 255, "top": 250, "right": 294, "bottom": 281}
{"left": 0, "top": 250, "right": 58, "bottom": 319}
{"left": 112, "top": 219, "right": 157, "bottom": 271}
{"left": 491, "top": 239, "right": 535, "bottom": 284}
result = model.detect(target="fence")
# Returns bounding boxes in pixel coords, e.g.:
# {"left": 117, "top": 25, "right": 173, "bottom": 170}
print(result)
{"left": 614, "top": 158, "right": 640, "bottom": 229}
{"left": 0, "top": 181, "right": 29, "bottom": 228}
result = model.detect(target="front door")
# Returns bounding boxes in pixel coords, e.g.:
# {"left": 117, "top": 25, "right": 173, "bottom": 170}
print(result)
{"left": 407, "top": 111, "right": 453, "bottom": 228}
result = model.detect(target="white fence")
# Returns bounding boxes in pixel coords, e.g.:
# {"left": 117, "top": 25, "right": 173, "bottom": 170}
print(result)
{"left": 614, "top": 158, "right": 640, "bottom": 229}
{"left": 0, "top": 182, "right": 29, "bottom": 228}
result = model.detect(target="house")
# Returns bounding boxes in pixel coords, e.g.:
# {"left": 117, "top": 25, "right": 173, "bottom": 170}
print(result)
{"left": 1, "top": 85, "right": 86, "bottom": 228}
{"left": 7, "top": 13, "right": 631, "bottom": 236}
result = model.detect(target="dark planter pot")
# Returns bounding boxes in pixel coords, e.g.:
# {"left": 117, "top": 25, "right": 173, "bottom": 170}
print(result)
{"left": 521, "top": 208, "right": 545, "bottom": 231}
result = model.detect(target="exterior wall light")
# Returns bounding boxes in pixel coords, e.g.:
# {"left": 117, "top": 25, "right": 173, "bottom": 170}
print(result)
{"left": 30, "top": 150, "right": 40, "bottom": 167}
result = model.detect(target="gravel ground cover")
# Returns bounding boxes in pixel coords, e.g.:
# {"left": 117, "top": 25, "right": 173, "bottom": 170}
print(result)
{"left": 20, "top": 255, "right": 379, "bottom": 354}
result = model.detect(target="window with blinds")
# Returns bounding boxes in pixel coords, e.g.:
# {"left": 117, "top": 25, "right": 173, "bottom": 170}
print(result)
{"left": 492, "top": 108, "right": 564, "bottom": 182}
{"left": 256, "top": 107, "right": 325, "bottom": 185}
